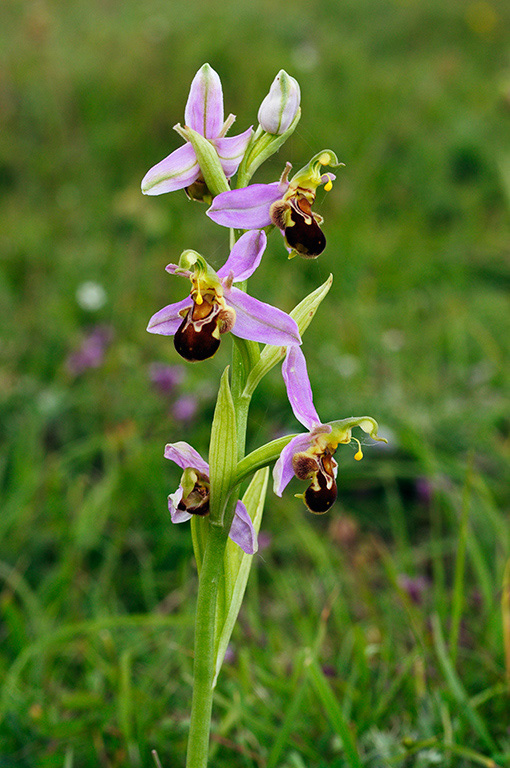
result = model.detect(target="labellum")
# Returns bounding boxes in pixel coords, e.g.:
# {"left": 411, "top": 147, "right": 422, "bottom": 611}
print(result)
{"left": 177, "top": 470, "right": 210, "bottom": 516}
{"left": 270, "top": 194, "right": 326, "bottom": 259}
{"left": 173, "top": 295, "right": 236, "bottom": 362}
{"left": 303, "top": 453, "right": 338, "bottom": 514}
{"left": 185, "top": 177, "right": 213, "bottom": 205}
{"left": 174, "top": 299, "right": 221, "bottom": 362}
{"left": 285, "top": 196, "right": 326, "bottom": 258}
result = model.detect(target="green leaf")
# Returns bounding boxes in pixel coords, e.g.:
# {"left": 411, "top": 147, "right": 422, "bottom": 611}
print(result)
{"left": 431, "top": 613, "right": 496, "bottom": 751}
{"left": 212, "top": 467, "right": 269, "bottom": 686}
{"left": 208, "top": 367, "right": 237, "bottom": 525}
{"left": 235, "top": 433, "right": 298, "bottom": 486}
{"left": 242, "top": 273, "right": 333, "bottom": 398}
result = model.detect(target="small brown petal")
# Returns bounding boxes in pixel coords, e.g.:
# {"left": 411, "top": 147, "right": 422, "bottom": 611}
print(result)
{"left": 292, "top": 452, "right": 320, "bottom": 480}
{"left": 218, "top": 305, "right": 236, "bottom": 335}
{"left": 269, "top": 199, "right": 290, "bottom": 230}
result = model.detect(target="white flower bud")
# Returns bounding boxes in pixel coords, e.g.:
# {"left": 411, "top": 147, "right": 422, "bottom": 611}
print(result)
{"left": 257, "top": 70, "right": 301, "bottom": 135}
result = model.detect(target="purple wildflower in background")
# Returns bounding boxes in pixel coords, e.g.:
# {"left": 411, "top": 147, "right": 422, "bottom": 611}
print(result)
{"left": 172, "top": 394, "right": 198, "bottom": 423}
{"left": 149, "top": 362, "right": 185, "bottom": 395}
{"left": 66, "top": 325, "right": 113, "bottom": 377}
{"left": 416, "top": 477, "right": 433, "bottom": 506}
{"left": 223, "top": 645, "right": 236, "bottom": 664}
{"left": 398, "top": 575, "right": 430, "bottom": 605}
{"left": 165, "top": 441, "right": 258, "bottom": 554}
{"left": 141, "top": 64, "right": 252, "bottom": 200}
{"left": 256, "top": 530, "right": 272, "bottom": 551}
{"left": 322, "top": 665, "right": 337, "bottom": 678}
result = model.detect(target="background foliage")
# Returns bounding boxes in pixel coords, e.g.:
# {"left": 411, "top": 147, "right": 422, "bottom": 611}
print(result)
{"left": 1, "top": 0, "right": 509, "bottom": 765}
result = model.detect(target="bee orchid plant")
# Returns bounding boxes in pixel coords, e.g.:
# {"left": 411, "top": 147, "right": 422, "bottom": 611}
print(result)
{"left": 142, "top": 63, "right": 384, "bottom": 768}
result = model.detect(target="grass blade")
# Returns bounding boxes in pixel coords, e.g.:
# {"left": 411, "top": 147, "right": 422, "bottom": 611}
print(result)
{"left": 431, "top": 613, "right": 496, "bottom": 752}
{"left": 306, "top": 654, "right": 363, "bottom": 768}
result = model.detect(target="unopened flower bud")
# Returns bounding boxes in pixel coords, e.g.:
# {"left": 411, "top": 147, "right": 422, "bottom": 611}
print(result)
{"left": 258, "top": 70, "right": 301, "bottom": 135}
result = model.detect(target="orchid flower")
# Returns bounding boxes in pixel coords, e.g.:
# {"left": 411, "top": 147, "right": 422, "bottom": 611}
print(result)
{"left": 207, "top": 150, "right": 340, "bottom": 259}
{"left": 165, "top": 441, "right": 257, "bottom": 554}
{"left": 147, "top": 230, "right": 301, "bottom": 361}
{"left": 274, "top": 346, "right": 384, "bottom": 513}
{"left": 141, "top": 64, "right": 252, "bottom": 200}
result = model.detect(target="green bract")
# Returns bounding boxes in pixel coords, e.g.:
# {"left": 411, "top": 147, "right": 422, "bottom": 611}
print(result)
{"left": 208, "top": 367, "right": 237, "bottom": 525}
{"left": 180, "top": 126, "right": 230, "bottom": 197}
{"left": 236, "top": 108, "right": 302, "bottom": 188}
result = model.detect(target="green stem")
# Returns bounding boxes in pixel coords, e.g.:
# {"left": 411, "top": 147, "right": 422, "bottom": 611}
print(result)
{"left": 228, "top": 275, "right": 259, "bottom": 458}
{"left": 230, "top": 339, "right": 247, "bottom": 403}
{"left": 185, "top": 523, "right": 229, "bottom": 768}
{"left": 185, "top": 244, "right": 257, "bottom": 768}
{"left": 185, "top": 441, "right": 248, "bottom": 768}
{"left": 235, "top": 433, "right": 299, "bottom": 485}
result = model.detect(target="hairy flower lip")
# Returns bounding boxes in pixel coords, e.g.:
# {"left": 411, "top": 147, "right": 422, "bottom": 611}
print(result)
{"left": 303, "top": 459, "right": 338, "bottom": 514}
{"left": 173, "top": 305, "right": 222, "bottom": 362}
{"left": 284, "top": 203, "right": 326, "bottom": 258}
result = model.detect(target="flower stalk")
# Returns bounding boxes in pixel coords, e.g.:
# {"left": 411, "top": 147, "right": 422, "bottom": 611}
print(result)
{"left": 140, "top": 63, "right": 384, "bottom": 767}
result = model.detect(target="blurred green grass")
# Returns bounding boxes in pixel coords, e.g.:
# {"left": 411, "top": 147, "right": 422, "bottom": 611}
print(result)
{"left": 1, "top": 0, "right": 510, "bottom": 765}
